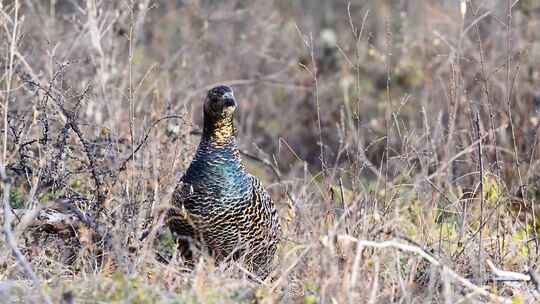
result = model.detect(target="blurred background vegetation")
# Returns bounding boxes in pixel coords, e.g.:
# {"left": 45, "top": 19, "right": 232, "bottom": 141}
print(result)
{"left": 6, "top": 0, "right": 540, "bottom": 180}
{"left": 1, "top": 0, "right": 540, "bottom": 303}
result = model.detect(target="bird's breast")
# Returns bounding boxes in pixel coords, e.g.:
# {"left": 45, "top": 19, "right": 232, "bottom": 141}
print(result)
{"left": 184, "top": 156, "right": 251, "bottom": 200}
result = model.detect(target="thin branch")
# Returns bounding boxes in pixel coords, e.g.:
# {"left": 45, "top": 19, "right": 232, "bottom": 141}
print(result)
{"left": 474, "top": 112, "right": 485, "bottom": 281}
{"left": 486, "top": 260, "right": 530, "bottom": 282}
{"left": 331, "top": 235, "right": 512, "bottom": 304}
{"left": 117, "top": 115, "right": 185, "bottom": 172}
{"left": 1, "top": 166, "right": 52, "bottom": 304}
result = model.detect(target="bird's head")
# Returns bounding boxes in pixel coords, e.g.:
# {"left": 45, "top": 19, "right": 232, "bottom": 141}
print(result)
{"left": 204, "top": 85, "right": 237, "bottom": 120}
{"left": 202, "top": 85, "right": 237, "bottom": 143}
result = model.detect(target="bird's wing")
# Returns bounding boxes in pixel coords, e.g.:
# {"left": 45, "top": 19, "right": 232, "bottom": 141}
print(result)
{"left": 246, "top": 175, "right": 281, "bottom": 239}
{"left": 170, "top": 180, "right": 204, "bottom": 225}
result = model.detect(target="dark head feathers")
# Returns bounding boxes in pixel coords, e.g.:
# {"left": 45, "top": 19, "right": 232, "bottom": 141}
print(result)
{"left": 203, "top": 85, "right": 237, "bottom": 142}
{"left": 204, "top": 85, "right": 236, "bottom": 118}
{"left": 207, "top": 85, "right": 233, "bottom": 100}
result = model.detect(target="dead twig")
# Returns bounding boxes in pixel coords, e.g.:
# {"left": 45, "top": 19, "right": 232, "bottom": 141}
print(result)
{"left": 328, "top": 235, "right": 512, "bottom": 304}
{"left": 528, "top": 268, "right": 540, "bottom": 293}
{"left": 117, "top": 115, "right": 185, "bottom": 172}
{"left": 474, "top": 112, "right": 485, "bottom": 281}
{"left": 1, "top": 166, "right": 52, "bottom": 304}
{"left": 486, "top": 260, "right": 530, "bottom": 282}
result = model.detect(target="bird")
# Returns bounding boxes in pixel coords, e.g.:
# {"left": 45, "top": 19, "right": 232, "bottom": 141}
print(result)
{"left": 168, "top": 85, "right": 281, "bottom": 279}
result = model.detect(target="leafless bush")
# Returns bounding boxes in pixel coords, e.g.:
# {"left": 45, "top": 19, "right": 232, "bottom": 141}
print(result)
{"left": 1, "top": 0, "right": 540, "bottom": 303}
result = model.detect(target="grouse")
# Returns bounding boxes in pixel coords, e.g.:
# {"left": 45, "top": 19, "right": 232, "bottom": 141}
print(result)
{"left": 169, "top": 85, "right": 281, "bottom": 279}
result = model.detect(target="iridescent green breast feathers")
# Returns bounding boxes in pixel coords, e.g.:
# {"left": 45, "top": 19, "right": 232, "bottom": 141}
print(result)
{"left": 168, "top": 85, "right": 281, "bottom": 279}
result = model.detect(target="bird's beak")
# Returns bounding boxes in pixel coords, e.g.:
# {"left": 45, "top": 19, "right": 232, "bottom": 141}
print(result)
{"left": 222, "top": 91, "right": 236, "bottom": 108}
{"left": 222, "top": 91, "right": 234, "bottom": 100}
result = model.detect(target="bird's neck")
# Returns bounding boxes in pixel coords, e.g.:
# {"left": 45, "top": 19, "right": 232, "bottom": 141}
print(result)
{"left": 202, "top": 114, "right": 236, "bottom": 145}
{"left": 197, "top": 113, "right": 242, "bottom": 168}
{"left": 187, "top": 118, "right": 248, "bottom": 194}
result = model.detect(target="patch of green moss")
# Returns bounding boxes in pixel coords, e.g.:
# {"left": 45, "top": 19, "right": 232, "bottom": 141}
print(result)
{"left": 9, "top": 187, "right": 25, "bottom": 209}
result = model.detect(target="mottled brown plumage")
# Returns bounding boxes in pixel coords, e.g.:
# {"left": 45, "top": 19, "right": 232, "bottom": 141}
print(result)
{"left": 168, "top": 85, "right": 280, "bottom": 279}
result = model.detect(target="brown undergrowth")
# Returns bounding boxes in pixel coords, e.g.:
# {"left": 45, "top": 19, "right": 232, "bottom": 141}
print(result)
{"left": 1, "top": 1, "right": 540, "bottom": 303}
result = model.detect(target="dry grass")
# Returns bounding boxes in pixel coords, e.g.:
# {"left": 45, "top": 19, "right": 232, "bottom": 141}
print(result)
{"left": 1, "top": 0, "right": 540, "bottom": 303}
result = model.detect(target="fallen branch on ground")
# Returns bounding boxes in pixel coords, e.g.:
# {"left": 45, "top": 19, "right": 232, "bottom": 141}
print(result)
{"left": 486, "top": 259, "right": 530, "bottom": 282}
{"left": 324, "top": 235, "right": 512, "bottom": 304}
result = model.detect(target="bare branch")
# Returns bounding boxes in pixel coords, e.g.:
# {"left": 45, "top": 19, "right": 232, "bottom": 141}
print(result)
{"left": 1, "top": 166, "right": 52, "bottom": 304}
{"left": 328, "top": 235, "right": 512, "bottom": 304}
